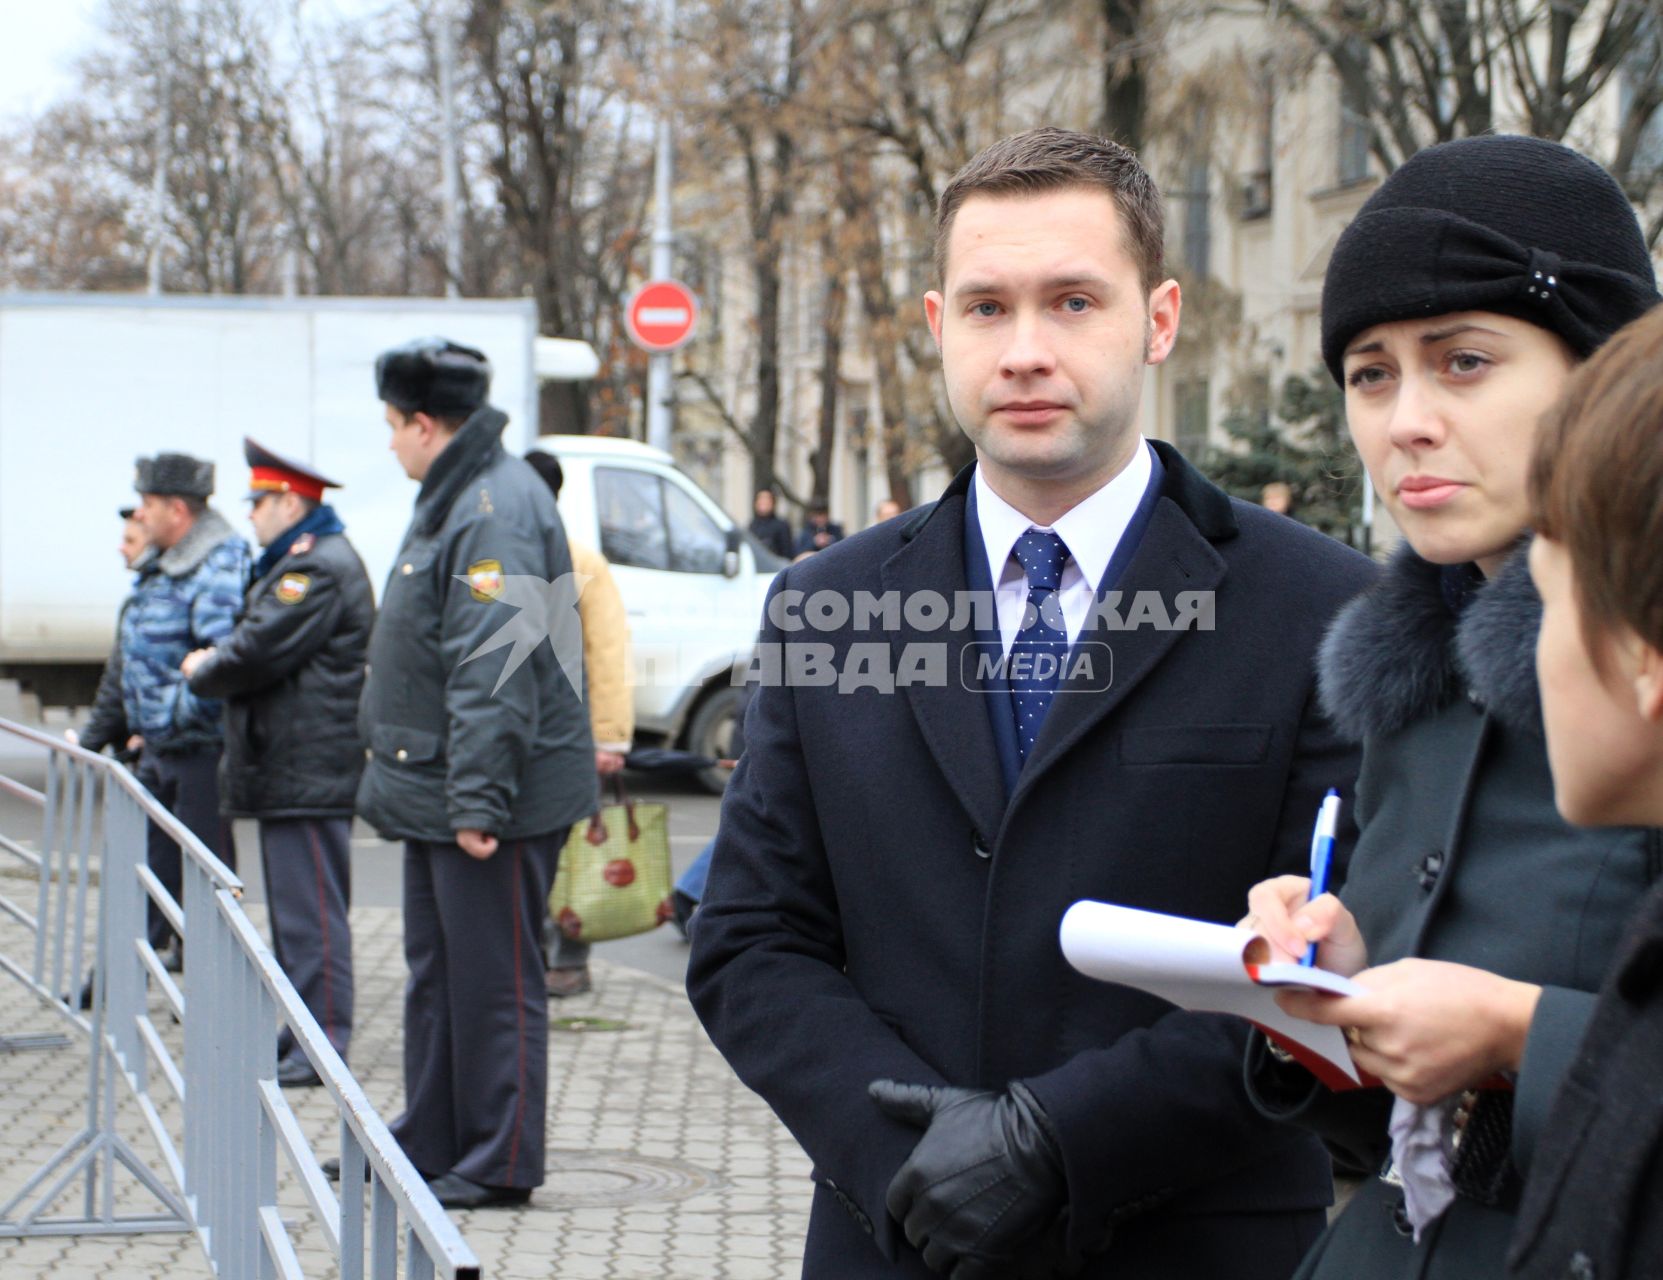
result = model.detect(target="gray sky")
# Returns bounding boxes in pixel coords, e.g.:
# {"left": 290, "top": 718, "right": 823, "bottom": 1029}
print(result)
{"left": 0, "top": 0, "right": 387, "bottom": 129}
{"left": 0, "top": 2, "right": 102, "bottom": 125}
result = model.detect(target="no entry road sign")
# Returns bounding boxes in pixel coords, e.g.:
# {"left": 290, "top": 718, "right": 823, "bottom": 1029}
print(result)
{"left": 626, "top": 280, "right": 699, "bottom": 352}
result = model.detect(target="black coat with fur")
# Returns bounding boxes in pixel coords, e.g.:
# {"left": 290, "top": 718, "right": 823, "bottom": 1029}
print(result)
{"left": 1252, "top": 542, "right": 1660, "bottom": 1280}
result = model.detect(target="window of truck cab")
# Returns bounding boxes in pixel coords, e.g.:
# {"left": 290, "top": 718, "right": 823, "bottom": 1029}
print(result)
{"left": 595, "top": 466, "right": 725, "bottom": 574}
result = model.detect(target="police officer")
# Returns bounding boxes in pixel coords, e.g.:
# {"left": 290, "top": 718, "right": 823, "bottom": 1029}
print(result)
{"left": 358, "top": 338, "right": 594, "bottom": 1208}
{"left": 127, "top": 453, "right": 251, "bottom": 965}
{"left": 73, "top": 507, "right": 155, "bottom": 761}
{"left": 183, "top": 439, "right": 374, "bottom": 1088}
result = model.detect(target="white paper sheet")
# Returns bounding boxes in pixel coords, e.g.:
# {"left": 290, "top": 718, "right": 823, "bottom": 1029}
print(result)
{"left": 1059, "top": 900, "right": 1365, "bottom": 1086}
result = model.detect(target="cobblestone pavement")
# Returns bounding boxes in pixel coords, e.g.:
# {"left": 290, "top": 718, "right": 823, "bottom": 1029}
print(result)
{"left": 0, "top": 903, "right": 812, "bottom": 1279}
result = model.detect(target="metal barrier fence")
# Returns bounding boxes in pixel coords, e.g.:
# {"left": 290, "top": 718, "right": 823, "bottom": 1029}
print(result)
{"left": 0, "top": 719, "right": 480, "bottom": 1278}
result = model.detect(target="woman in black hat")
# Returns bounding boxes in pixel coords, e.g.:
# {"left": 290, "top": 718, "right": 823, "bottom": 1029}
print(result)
{"left": 1237, "top": 134, "right": 1660, "bottom": 1280}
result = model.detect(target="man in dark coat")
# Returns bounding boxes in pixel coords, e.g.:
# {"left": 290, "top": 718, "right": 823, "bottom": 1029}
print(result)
{"left": 184, "top": 439, "right": 375, "bottom": 1088}
{"left": 793, "top": 503, "right": 845, "bottom": 555}
{"left": 358, "top": 337, "right": 595, "bottom": 1209}
{"left": 687, "top": 128, "right": 1378, "bottom": 1279}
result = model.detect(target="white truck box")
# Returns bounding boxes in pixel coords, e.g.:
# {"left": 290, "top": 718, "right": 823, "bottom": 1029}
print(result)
{"left": 0, "top": 295, "right": 775, "bottom": 790}
{"left": 0, "top": 293, "right": 539, "bottom": 666}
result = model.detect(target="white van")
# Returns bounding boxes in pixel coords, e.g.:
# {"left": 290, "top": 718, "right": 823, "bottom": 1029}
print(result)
{"left": 0, "top": 294, "right": 776, "bottom": 791}
{"left": 534, "top": 434, "right": 783, "bottom": 791}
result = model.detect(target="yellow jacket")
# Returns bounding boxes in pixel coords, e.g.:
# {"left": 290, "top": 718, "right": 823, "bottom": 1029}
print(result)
{"left": 571, "top": 540, "right": 634, "bottom": 752}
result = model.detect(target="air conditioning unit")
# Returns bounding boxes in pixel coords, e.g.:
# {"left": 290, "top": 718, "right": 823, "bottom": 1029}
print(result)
{"left": 1237, "top": 170, "right": 1273, "bottom": 220}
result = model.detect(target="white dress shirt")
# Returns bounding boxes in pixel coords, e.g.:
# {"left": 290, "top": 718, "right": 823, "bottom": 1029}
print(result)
{"left": 974, "top": 440, "right": 1155, "bottom": 655}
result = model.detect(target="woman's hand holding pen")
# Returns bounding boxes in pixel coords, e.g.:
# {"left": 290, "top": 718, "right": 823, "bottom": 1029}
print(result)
{"left": 1273, "top": 960, "right": 1543, "bottom": 1105}
{"left": 1243, "top": 876, "right": 1541, "bottom": 1100}
{"left": 1239, "top": 875, "right": 1369, "bottom": 976}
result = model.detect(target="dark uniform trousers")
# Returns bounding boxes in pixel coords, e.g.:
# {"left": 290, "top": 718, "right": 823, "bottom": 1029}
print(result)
{"left": 260, "top": 818, "right": 354, "bottom": 1062}
{"left": 392, "top": 830, "right": 565, "bottom": 1189}
{"left": 139, "top": 747, "right": 234, "bottom": 950}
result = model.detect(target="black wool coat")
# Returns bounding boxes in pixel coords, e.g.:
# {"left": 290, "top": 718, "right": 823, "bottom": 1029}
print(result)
{"left": 1508, "top": 878, "right": 1663, "bottom": 1280}
{"left": 189, "top": 528, "right": 375, "bottom": 819}
{"left": 688, "top": 445, "right": 1378, "bottom": 1279}
{"left": 1248, "top": 543, "right": 1661, "bottom": 1280}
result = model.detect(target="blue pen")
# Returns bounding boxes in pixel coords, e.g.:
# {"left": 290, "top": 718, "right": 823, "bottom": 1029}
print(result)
{"left": 1299, "top": 789, "right": 1342, "bottom": 968}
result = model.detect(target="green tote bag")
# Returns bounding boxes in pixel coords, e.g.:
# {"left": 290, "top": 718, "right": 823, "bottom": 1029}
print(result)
{"left": 549, "top": 777, "right": 674, "bottom": 943}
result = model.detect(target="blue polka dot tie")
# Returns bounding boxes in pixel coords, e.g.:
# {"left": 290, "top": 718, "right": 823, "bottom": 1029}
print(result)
{"left": 1008, "top": 529, "right": 1072, "bottom": 763}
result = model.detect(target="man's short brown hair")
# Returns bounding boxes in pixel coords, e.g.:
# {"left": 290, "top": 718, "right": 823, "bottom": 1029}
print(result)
{"left": 1530, "top": 303, "right": 1663, "bottom": 657}
{"left": 934, "top": 127, "right": 1166, "bottom": 294}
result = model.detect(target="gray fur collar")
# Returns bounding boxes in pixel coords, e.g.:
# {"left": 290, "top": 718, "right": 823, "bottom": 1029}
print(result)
{"left": 1318, "top": 540, "right": 1543, "bottom": 741}
{"left": 158, "top": 508, "right": 237, "bottom": 578}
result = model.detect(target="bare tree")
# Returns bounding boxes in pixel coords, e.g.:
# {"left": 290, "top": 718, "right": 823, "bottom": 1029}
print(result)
{"left": 250, "top": 4, "right": 424, "bottom": 295}
{"left": 0, "top": 110, "right": 149, "bottom": 291}
{"left": 817, "top": 0, "right": 1084, "bottom": 482}
{"left": 1273, "top": 0, "right": 1663, "bottom": 241}
{"left": 834, "top": 147, "right": 932, "bottom": 506}
{"left": 8, "top": 0, "right": 426, "bottom": 296}
{"left": 458, "top": 0, "right": 653, "bottom": 435}
{"left": 809, "top": 221, "right": 848, "bottom": 506}
{"left": 676, "top": 0, "right": 824, "bottom": 494}
{"left": 82, "top": 0, "right": 296, "bottom": 293}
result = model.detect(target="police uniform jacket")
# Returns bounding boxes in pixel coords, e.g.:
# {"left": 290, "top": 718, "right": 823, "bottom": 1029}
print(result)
{"left": 688, "top": 447, "right": 1379, "bottom": 1277}
{"left": 1247, "top": 543, "right": 1661, "bottom": 1280}
{"left": 119, "top": 509, "right": 250, "bottom": 755}
{"left": 188, "top": 518, "right": 374, "bottom": 819}
{"left": 1508, "top": 877, "right": 1663, "bottom": 1280}
{"left": 356, "top": 407, "right": 595, "bottom": 842}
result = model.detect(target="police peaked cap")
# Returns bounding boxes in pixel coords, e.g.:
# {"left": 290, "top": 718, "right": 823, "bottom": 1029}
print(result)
{"left": 375, "top": 337, "right": 491, "bottom": 417}
{"left": 135, "top": 452, "right": 215, "bottom": 498}
{"left": 244, "top": 436, "right": 341, "bottom": 501}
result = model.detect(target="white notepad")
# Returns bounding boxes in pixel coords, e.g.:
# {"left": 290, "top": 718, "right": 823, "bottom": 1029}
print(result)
{"left": 1059, "top": 900, "right": 1369, "bottom": 1087}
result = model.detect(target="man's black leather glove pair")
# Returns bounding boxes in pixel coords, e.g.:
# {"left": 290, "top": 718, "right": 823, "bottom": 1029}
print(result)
{"left": 869, "top": 1078, "right": 1076, "bottom": 1279}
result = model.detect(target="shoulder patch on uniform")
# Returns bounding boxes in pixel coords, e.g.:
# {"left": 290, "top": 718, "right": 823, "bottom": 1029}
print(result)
{"left": 290, "top": 534, "right": 316, "bottom": 555}
{"left": 275, "top": 572, "right": 311, "bottom": 605}
{"left": 467, "top": 558, "right": 504, "bottom": 602}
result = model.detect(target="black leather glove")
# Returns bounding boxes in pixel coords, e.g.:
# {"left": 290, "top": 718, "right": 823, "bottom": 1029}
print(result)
{"left": 869, "top": 1078, "right": 1070, "bottom": 1278}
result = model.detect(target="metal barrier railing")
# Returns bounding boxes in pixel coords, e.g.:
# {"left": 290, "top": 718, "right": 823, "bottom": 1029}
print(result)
{"left": 0, "top": 718, "right": 481, "bottom": 1278}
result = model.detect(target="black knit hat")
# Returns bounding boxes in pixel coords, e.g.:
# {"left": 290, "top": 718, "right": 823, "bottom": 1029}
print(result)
{"left": 1321, "top": 135, "right": 1658, "bottom": 384}
{"left": 134, "top": 452, "right": 215, "bottom": 498}
{"left": 375, "top": 337, "right": 491, "bottom": 417}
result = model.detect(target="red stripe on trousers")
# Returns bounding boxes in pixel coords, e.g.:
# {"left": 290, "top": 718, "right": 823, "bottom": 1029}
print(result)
{"left": 503, "top": 842, "right": 528, "bottom": 1185}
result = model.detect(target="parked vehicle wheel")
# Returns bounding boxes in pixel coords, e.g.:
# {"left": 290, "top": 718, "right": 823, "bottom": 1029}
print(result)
{"left": 686, "top": 685, "right": 743, "bottom": 794}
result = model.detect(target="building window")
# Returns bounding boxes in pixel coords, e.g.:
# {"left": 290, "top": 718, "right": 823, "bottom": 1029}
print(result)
{"left": 1239, "top": 65, "right": 1275, "bottom": 219}
{"left": 1337, "top": 48, "right": 1372, "bottom": 185}
{"left": 1182, "top": 154, "right": 1211, "bottom": 279}
{"left": 1175, "top": 378, "right": 1211, "bottom": 457}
